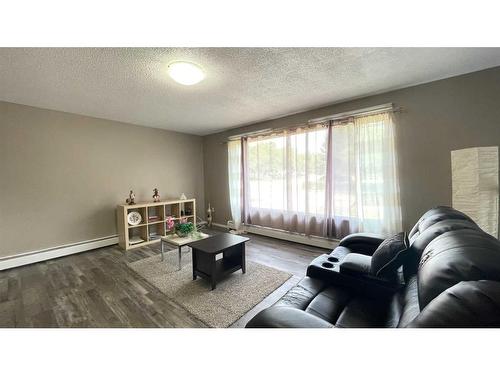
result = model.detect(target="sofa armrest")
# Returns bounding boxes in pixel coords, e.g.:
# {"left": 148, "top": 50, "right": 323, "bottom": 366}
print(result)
{"left": 246, "top": 306, "right": 333, "bottom": 328}
{"left": 339, "top": 253, "right": 372, "bottom": 275}
{"left": 338, "top": 233, "right": 386, "bottom": 255}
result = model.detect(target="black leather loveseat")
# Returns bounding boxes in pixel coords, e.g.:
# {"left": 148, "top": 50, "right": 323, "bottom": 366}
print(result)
{"left": 246, "top": 206, "right": 500, "bottom": 328}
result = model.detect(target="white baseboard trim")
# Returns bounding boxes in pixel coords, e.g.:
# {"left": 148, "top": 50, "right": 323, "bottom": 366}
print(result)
{"left": 212, "top": 223, "right": 338, "bottom": 250}
{"left": 0, "top": 235, "right": 119, "bottom": 271}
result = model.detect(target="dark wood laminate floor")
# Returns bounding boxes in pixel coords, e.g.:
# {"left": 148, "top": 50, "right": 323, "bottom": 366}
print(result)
{"left": 0, "top": 230, "right": 326, "bottom": 328}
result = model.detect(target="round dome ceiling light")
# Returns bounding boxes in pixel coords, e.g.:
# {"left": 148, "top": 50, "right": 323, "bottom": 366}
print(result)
{"left": 167, "top": 61, "right": 205, "bottom": 85}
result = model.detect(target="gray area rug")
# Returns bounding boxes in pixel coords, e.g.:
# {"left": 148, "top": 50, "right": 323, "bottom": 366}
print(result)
{"left": 128, "top": 249, "right": 292, "bottom": 327}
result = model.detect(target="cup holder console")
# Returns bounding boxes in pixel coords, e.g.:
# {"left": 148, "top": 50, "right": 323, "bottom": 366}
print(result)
{"left": 320, "top": 256, "right": 339, "bottom": 268}
{"left": 307, "top": 253, "right": 401, "bottom": 297}
{"left": 307, "top": 254, "right": 343, "bottom": 284}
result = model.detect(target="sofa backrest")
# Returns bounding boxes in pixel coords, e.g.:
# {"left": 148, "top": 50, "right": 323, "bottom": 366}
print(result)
{"left": 405, "top": 217, "right": 500, "bottom": 327}
{"left": 409, "top": 219, "right": 480, "bottom": 257}
{"left": 417, "top": 228, "right": 500, "bottom": 308}
{"left": 408, "top": 206, "right": 474, "bottom": 243}
{"left": 404, "top": 206, "right": 480, "bottom": 281}
{"left": 399, "top": 206, "right": 500, "bottom": 327}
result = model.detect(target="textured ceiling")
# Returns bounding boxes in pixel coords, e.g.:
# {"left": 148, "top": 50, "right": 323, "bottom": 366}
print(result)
{"left": 1, "top": 48, "right": 500, "bottom": 135}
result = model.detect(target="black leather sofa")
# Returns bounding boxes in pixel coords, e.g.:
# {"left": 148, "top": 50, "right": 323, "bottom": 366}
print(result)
{"left": 246, "top": 206, "right": 500, "bottom": 328}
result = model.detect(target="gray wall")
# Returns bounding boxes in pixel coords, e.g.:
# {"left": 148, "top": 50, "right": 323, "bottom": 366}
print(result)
{"left": 203, "top": 66, "right": 500, "bottom": 233}
{"left": 0, "top": 102, "right": 205, "bottom": 258}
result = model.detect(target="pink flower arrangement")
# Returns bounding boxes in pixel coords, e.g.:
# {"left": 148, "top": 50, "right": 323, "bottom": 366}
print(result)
{"left": 166, "top": 216, "right": 175, "bottom": 231}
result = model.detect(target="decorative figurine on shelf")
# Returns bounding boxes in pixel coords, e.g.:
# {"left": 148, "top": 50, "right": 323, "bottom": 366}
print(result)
{"left": 126, "top": 190, "right": 136, "bottom": 205}
{"left": 180, "top": 193, "right": 187, "bottom": 200}
{"left": 153, "top": 188, "right": 160, "bottom": 202}
{"left": 207, "top": 203, "right": 215, "bottom": 228}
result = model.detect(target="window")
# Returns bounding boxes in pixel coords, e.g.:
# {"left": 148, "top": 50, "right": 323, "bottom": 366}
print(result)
{"left": 228, "top": 110, "right": 402, "bottom": 237}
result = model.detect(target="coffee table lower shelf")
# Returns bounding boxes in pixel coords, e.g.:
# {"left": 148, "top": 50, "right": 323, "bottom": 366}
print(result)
{"left": 193, "top": 258, "right": 243, "bottom": 281}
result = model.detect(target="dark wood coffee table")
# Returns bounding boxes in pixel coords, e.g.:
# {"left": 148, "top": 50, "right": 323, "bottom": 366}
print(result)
{"left": 189, "top": 233, "right": 250, "bottom": 290}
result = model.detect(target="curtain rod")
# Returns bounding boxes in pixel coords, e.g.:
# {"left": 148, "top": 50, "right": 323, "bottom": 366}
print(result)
{"left": 226, "top": 128, "right": 274, "bottom": 141}
{"left": 224, "top": 103, "right": 402, "bottom": 143}
{"left": 308, "top": 103, "right": 396, "bottom": 124}
{"left": 225, "top": 122, "right": 313, "bottom": 142}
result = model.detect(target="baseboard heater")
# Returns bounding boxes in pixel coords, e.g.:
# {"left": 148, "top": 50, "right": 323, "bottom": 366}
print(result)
{"left": 216, "top": 221, "right": 339, "bottom": 250}
{"left": 0, "top": 235, "right": 119, "bottom": 271}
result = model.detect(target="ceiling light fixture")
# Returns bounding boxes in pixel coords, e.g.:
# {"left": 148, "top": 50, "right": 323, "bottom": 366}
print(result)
{"left": 167, "top": 61, "right": 205, "bottom": 85}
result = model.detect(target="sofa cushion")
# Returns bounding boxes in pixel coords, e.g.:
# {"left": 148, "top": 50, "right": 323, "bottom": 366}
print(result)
{"left": 395, "top": 275, "right": 420, "bottom": 327}
{"left": 371, "top": 232, "right": 409, "bottom": 278}
{"left": 305, "top": 285, "right": 352, "bottom": 322}
{"left": 271, "top": 275, "right": 399, "bottom": 327}
{"left": 246, "top": 306, "right": 334, "bottom": 328}
{"left": 335, "top": 295, "right": 393, "bottom": 328}
{"left": 274, "top": 277, "right": 326, "bottom": 310}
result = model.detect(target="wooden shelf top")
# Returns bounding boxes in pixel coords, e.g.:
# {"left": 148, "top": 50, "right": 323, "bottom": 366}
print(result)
{"left": 118, "top": 198, "right": 195, "bottom": 209}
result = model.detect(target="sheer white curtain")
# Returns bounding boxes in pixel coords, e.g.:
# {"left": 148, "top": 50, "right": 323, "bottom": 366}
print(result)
{"left": 227, "top": 139, "right": 242, "bottom": 229}
{"left": 244, "top": 126, "right": 328, "bottom": 236}
{"left": 325, "top": 112, "right": 402, "bottom": 237}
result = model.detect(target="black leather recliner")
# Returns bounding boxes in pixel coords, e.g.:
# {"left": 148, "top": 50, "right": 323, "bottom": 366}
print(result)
{"left": 246, "top": 206, "right": 500, "bottom": 328}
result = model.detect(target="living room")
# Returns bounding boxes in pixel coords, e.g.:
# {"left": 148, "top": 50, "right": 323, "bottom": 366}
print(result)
{"left": 2, "top": 1, "right": 500, "bottom": 374}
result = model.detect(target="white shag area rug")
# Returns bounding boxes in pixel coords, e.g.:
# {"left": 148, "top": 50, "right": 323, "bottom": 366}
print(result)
{"left": 128, "top": 249, "right": 292, "bottom": 327}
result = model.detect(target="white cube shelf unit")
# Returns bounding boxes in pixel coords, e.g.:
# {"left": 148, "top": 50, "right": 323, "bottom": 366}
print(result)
{"left": 117, "top": 198, "right": 196, "bottom": 250}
